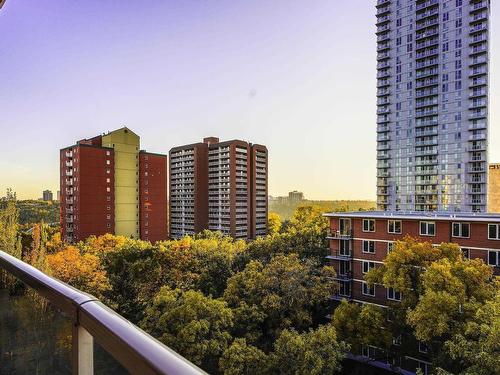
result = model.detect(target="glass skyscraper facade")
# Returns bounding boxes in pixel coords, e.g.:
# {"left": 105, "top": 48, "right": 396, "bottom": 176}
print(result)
{"left": 376, "top": 0, "right": 490, "bottom": 212}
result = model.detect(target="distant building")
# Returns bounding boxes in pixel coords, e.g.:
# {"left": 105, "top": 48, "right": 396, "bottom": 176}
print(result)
{"left": 488, "top": 164, "right": 500, "bottom": 213}
{"left": 288, "top": 191, "right": 304, "bottom": 203}
{"left": 269, "top": 191, "right": 305, "bottom": 204}
{"left": 42, "top": 190, "right": 53, "bottom": 201}
{"left": 56, "top": 190, "right": 61, "bottom": 201}
{"left": 169, "top": 137, "right": 268, "bottom": 240}
{"left": 60, "top": 127, "right": 168, "bottom": 243}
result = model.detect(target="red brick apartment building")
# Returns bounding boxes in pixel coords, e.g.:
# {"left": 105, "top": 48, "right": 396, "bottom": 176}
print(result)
{"left": 60, "top": 128, "right": 168, "bottom": 243}
{"left": 169, "top": 137, "right": 268, "bottom": 240}
{"left": 325, "top": 212, "right": 500, "bottom": 307}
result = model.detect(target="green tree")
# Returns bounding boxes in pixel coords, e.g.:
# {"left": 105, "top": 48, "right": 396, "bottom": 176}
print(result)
{"left": 331, "top": 299, "right": 392, "bottom": 355}
{"left": 242, "top": 205, "right": 329, "bottom": 266}
{"left": 270, "top": 325, "right": 347, "bottom": 375}
{"left": 100, "top": 241, "right": 168, "bottom": 322}
{"left": 160, "top": 231, "right": 246, "bottom": 297}
{"left": 223, "top": 254, "right": 336, "bottom": 349}
{"left": 0, "top": 192, "right": 21, "bottom": 259}
{"left": 365, "top": 237, "right": 497, "bottom": 372}
{"left": 219, "top": 338, "right": 269, "bottom": 375}
{"left": 443, "top": 287, "right": 500, "bottom": 375}
{"left": 140, "top": 286, "right": 233, "bottom": 373}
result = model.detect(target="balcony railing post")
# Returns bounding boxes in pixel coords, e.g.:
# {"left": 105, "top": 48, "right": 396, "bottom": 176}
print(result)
{"left": 73, "top": 323, "right": 94, "bottom": 375}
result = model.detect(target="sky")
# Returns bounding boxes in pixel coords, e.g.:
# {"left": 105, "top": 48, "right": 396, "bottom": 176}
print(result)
{"left": 0, "top": 1, "right": 498, "bottom": 200}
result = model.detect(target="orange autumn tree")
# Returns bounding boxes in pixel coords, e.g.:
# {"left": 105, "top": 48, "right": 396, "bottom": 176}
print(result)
{"left": 47, "top": 246, "right": 110, "bottom": 298}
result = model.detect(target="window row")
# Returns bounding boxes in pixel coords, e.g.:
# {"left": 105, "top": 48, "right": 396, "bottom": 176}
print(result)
{"left": 360, "top": 219, "right": 482, "bottom": 238}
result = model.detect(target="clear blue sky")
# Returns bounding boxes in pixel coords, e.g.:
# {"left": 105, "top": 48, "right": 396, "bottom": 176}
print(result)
{"left": 0, "top": 1, "right": 498, "bottom": 200}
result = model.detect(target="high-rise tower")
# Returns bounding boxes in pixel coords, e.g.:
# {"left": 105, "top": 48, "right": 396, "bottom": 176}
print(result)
{"left": 169, "top": 137, "right": 268, "bottom": 240}
{"left": 376, "top": 0, "right": 490, "bottom": 212}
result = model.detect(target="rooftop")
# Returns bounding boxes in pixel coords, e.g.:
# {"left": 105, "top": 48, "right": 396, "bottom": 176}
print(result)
{"left": 323, "top": 210, "right": 500, "bottom": 223}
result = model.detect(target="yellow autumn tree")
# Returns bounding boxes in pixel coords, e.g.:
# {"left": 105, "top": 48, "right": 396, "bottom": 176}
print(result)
{"left": 47, "top": 246, "right": 110, "bottom": 298}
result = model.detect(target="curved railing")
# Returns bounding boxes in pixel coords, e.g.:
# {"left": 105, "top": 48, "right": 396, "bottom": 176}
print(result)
{"left": 0, "top": 250, "right": 206, "bottom": 375}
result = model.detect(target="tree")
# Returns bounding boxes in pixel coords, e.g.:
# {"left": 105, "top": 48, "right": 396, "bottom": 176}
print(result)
{"left": 0, "top": 195, "right": 21, "bottom": 258}
{"left": 26, "top": 223, "right": 49, "bottom": 273}
{"left": 443, "top": 287, "right": 500, "bottom": 375}
{"left": 219, "top": 338, "right": 268, "bottom": 375}
{"left": 223, "top": 254, "right": 336, "bottom": 349}
{"left": 365, "top": 237, "right": 497, "bottom": 372}
{"left": 140, "top": 286, "right": 233, "bottom": 373}
{"left": 331, "top": 299, "right": 392, "bottom": 355}
{"left": 242, "top": 206, "right": 329, "bottom": 266}
{"left": 159, "top": 232, "right": 246, "bottom": 297}
{"left": 268, "top": 213, "right": 282, "bottom": 235}
{"left": 47, "top": 246, "right": 110, "bottom": 298}
{"left": 365, "top": 237, "right": 464, "bottom": 308}
{"left": 100, "top": 241, "right": 168, "bottom": 322}
{"left": 270, "top": 325, "right": 347, "bottom": 375}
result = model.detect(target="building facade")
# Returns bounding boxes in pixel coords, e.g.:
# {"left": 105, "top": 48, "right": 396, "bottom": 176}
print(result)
{"left": 488, "top": 163, "right": 500, "bottom": 213}
{"left": 42, "top": 190, "right": 53, "bottom": 201}
{"left": 169, "top": 137, "right": 268, "bottom": 240}
{"left": 139, "top": 151, "right": 168, "bottom": 243}
{"left": 60, "top": 128, "right": 167, "bottom": 243}
{"left": 169, "top": 141, "right": 209, "bottom": 238}
{"left": 376, "top": 0, "right": 490, "bottom": 212}
{"left": 325, "top": 211, "right": 500, "bottom": 307}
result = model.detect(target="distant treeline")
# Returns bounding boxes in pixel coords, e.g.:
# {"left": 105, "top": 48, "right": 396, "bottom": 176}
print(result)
{"left": 16, "top": 200, "right": 60, "bottom": 225}
{"left": 269, "top": 200, "right": 376, "bottom": 220}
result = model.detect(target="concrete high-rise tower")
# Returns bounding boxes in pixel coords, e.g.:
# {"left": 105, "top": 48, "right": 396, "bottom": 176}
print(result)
{"left": 376, "top": 0, "right": 490, "bottom": 212}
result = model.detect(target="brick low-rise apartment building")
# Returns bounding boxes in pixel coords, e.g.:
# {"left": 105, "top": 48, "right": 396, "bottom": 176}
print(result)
{"left": 60, "top": 127, "right": 168, "bottom": 243}
{"left": 325, "top": 211, "right": 500, "bottom": 307}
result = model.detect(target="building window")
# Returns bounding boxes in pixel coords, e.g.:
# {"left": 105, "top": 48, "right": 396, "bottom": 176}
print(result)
{"left": 339, "top": 260, "right": 351, "bottom": 276}
{"left": 392, "top": 335, "right": 402, "bottom": 346}
{"left": 362, "top": 261, "right": 375, "bottom": 274}
{"left": 107, "top": 205, "right": 111, "bottom": 210}
{"left": 106, "top": 187, "right": 110, "bottom": 192}
{"left": 452, "top": 222, "right": 470, "bottom": 238}
{"left": 106, "top": 169, "right": 111, "bottom": 174}
{"left": 339, "top": 281, "right": 351, "bottom": 297}
{"left": 340, "top": 240, "right": 351, "bottom": 256}
{"left": 363, "top": 219, "right": 375, "bottom": 232}
{"left": 488, "top": 251, "right": 500, "bottom": 267}
{"left": 388, "top": 220, "right": 402, "bottom": 234}
{"left": 106, "top": 178, "right": 110, "bottom": 183}
{"left": 362, "top": 240, "right": 375, "bottom": 254}
{"left": 488, "top": 224, "right": 500, "bottom": 240}
{"left": 106, "top": 223, "right": 111, "bottom": 228}
{"left": 387, "top": 242, "right": 394, "bottom": 254}
{"left": 361, "top": 346, "right": 377, "bottom": 359}
{"left": 420, "top": 221, "right": 435, "bottom": 236}
{"left": 107, "top": 196, "right": 111, "bottom": 202}
{"left": 462, "top": 248, "right": 470, "bottom": 259}
{"left": 106, "top": 151, "right": 110, "bottom": 156}
{"left": 387, "top": 287, "right": 401, "bottom": 301}
{"left": 106, "top": 160, "right": 110, "bottom": 165}
{"left": 419, "top": 342, "right": 428, "bottom": 354}
{"left": 362, "top": 282, "right": 375, "bottom": 296}
{"left": 106, "top": 214, "right": 111, "bottom": 220}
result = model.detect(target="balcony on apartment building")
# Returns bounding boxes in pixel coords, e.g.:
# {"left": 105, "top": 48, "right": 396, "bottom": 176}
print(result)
{"left": 0, "top": 250, "right": 205, "bottom": 375}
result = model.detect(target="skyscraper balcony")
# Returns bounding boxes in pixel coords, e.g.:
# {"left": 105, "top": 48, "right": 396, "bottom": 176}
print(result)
{"left": 415, "top": 0, "right": 439, "bottom": 12}
{"left": 0, "top": 250, "right": 204, "bottom": 375}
